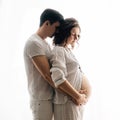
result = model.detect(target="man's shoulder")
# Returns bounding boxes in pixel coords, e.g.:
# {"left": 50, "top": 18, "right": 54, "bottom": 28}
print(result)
{"left": 26, "top": 34, "right": 42, "bottom": 45}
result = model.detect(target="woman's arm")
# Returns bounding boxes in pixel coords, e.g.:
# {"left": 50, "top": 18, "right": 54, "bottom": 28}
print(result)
{"left": 58, "top": 80, "right": 87, "bottom": 105}
{"left": 46, "top": 74, "right": 87, "bottom": 105}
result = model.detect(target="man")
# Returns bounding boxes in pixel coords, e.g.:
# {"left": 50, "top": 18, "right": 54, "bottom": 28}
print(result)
{"left": 24, "top": 8, "right": 64, "bottom": 120}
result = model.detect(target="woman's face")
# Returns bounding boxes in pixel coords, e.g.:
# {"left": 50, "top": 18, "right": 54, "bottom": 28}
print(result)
{"left": 67, "top": 27, "right": 80, "bottom": 47}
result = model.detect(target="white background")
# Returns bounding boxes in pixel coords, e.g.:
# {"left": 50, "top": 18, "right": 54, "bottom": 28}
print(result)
{"left": 0, "top": 0, "right": 120, "bottom": 120}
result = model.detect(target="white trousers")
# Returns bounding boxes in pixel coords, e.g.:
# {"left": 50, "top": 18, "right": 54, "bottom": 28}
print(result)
{"left": 54, "top": 100, "right": 84, "bottom": 120}
{"left": 30, "top": 99, "right": 54, "bottom": 120}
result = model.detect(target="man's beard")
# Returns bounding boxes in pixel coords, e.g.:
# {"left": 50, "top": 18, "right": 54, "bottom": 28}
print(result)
{"left": 50, "top": 33, "right": 55, "bottom": 38}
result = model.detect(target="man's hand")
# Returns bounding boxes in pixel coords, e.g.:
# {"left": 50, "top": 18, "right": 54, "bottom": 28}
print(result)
{"left": 79, "top": 89, "right": 87, "bottom": 94}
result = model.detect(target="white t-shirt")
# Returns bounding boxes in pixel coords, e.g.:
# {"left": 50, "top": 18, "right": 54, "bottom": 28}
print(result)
{"left": 24, "top": 34, "right": 53, "bottom": 100}
{"left": 50, "top": 46, "right": 83, "bottom": 104}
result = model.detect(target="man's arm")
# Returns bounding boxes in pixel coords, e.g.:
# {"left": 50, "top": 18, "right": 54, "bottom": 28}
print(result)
{"left": 31, "top": 55, "right": 55, "bottom": 88}
{"left": 32, "top": 55, "right": 87, "bottom": 105}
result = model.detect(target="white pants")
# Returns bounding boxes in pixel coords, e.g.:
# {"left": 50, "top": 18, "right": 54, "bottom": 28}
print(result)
{"left": 54, "top": 100, "right": 84, "bottom": 120}
{"left": 30, "top": 99, "right": 54, "bottom": 120}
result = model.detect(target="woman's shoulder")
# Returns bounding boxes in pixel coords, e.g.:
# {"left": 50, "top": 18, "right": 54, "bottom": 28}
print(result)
{"left": 50, "top": 46, "right": 67, "bottom": 57}
{"left": 52, "top": 46, "right": 65, "bottom": 52}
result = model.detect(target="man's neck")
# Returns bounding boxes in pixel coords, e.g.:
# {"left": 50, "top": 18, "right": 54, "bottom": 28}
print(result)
{"left": 36, "top": 28, "right": 47, "bottom": 40}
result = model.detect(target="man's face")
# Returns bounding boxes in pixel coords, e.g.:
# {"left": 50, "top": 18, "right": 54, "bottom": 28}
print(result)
{"left": 48, "top": 21, "right": 60, "bottom": 38}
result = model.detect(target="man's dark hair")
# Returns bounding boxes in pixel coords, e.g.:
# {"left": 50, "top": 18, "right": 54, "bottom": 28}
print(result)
{"left": 40, "top": 8, "right": 64, "bottom": 26}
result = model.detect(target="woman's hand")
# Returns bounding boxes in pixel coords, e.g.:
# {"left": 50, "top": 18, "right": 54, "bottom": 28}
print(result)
{"left": 71, "top": 93, "right": 88, "bottom": 105}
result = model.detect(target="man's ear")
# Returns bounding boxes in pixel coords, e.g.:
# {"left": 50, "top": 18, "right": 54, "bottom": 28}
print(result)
{"left": 46, "top": 22, "right": 49, "bottom": 25}
{"left": 45, "top": 20, "right": 50, "bottom": 26}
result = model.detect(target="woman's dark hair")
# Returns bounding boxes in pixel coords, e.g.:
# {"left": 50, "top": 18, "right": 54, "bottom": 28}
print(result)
{"left": 40, "top": 8, "right": 64, "bottom": 26}
{"left": 53, "top": 18, "right": 80, "bottom": 46}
